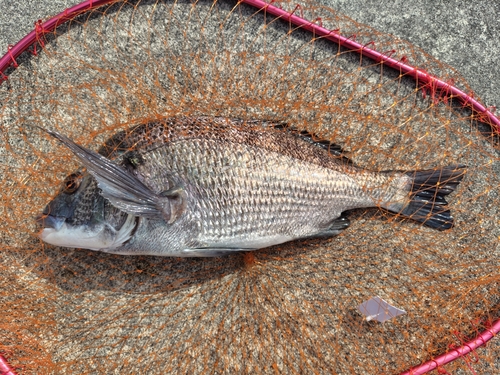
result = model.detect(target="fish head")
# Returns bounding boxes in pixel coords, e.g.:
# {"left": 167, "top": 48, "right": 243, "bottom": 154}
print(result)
{"left": 37, "top": 169, "right": 134, "bottom": 251}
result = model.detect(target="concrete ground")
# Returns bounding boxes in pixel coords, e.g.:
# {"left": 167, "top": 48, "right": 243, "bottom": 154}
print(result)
{"left": 2, "top": 1, "right": 498, "bottom": 108}
{"left": 1, "top": 1, "right": 499, "bottom": 374}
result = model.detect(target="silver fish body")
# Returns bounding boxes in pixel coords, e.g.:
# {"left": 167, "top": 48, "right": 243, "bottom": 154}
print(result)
{"left": 37, "top": 117, "right": 466, "bottom": 256}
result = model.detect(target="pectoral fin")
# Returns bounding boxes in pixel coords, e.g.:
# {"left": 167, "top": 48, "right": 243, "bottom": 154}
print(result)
{"left": 43, "top": 128, "right": 186, "bottom": 223}
{"left": 157, "top": 187, "right": 187, "bottom": 224}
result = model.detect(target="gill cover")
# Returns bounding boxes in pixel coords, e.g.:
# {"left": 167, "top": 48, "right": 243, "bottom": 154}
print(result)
{"left": 43, "top": 128, "right": 186, "bottom": 224}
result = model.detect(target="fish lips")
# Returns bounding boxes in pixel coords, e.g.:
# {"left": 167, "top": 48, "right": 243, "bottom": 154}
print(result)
{"left": 36, "top": 213, "right": 66, "bottom": 231}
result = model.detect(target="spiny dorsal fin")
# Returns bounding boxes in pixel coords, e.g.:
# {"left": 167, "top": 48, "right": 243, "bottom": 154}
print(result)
{"left": 262, "top": 121, "right": 352, "bottom": 164}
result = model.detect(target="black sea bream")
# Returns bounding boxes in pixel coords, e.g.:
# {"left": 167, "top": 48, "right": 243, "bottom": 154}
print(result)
{"left": 37, "top": 117, "right": 466, "bottom": 256}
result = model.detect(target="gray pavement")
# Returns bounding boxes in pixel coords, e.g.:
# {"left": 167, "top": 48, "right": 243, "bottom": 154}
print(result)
{"left": 2, "top": 1, "right": 498, "bottom": 107}
{"left": 1, "top": 1, "right": 499, "bottom": 374}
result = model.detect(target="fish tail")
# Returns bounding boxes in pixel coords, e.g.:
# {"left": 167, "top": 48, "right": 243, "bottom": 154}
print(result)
{"left": 389, "top": 165, "right": 466, "bottom": 230}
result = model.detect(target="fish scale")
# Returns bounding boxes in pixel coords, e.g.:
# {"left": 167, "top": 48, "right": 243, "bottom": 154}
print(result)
{"left": 134, "top": 138, "right": 378, "bottom": 245}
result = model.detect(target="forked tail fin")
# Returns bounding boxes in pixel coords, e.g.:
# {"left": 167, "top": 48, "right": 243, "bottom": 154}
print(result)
{"left": 391, "top": 165, "right": 467, "bottom": 230}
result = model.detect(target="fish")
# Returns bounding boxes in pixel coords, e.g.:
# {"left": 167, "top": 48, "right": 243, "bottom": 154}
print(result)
{"left": 36, "top": 116, "right": 466, "bottom": 257}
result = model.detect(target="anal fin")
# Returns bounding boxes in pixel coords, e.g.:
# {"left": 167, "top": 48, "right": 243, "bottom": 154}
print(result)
{"left": 310, "top": 213, "right": 351, "bottom": 239}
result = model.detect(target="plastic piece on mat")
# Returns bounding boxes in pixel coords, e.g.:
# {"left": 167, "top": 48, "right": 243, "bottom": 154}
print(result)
{"left": 358, "top": 296, "right": 406, "bottom": 323}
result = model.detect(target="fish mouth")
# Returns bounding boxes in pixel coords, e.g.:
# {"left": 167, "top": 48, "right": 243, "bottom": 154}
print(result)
{"left": 36, "top": 213, "right": 138, "bottom": 251}
{"left": 36, "top": 213, "right": 66, "bottom": 231}
{"left": 36, "top": 216, "right": 110, "bottom": 250}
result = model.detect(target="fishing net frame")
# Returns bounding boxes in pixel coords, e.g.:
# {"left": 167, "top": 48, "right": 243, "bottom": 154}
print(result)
{"left": 0, "top": 0, "right": 499, "bottom": 374}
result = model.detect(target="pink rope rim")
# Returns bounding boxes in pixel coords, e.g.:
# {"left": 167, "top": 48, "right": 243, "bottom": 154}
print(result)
{"left": 400, "top": 320, "right": 500, "bottom": 375}
{"left": 0, "top": 0, "right": 117, "bottom": 80}
{"left": 243, "top": 0, "right": 500, "bottom": 133}
{"left": 0, "top": 1, "right": 498, "bottom": 374}
{"left": 0, "top": 353, "right": 18, "bottom": 375}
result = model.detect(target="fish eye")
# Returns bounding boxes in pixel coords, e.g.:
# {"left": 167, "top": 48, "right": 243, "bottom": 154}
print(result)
{"left": 62, "top": 172, "right": 83, "bottom": 194}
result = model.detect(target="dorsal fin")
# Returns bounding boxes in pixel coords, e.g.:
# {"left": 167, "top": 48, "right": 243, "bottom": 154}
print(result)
{"left": 262, "top": 121, "right": 352, "bottom": 164}
{"left": 97, "top": 129, "right": 129, "bottom": 158}
{"left": 98, "top": 118, "right": 353, "bottom": 165}
{"left": 296, "top": 129, "right": 344, "bottom": 156}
